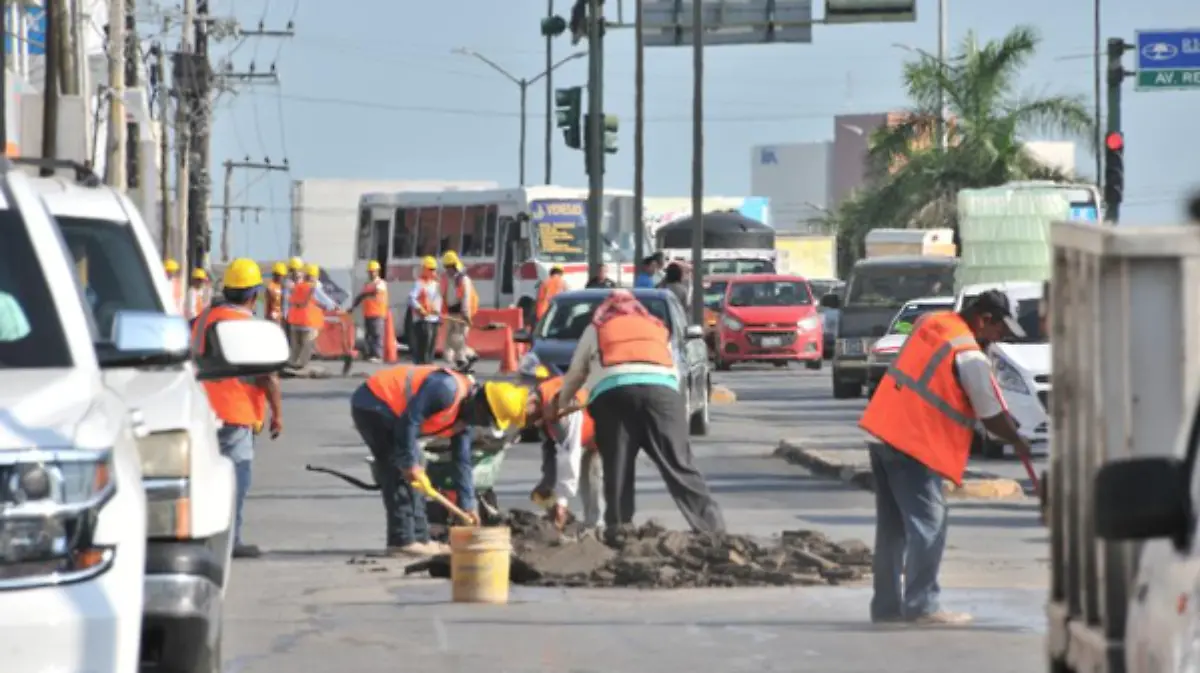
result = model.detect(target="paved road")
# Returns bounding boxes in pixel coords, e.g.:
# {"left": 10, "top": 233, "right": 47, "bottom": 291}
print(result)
{"left": 222, "top": 362, "right": 1047, "bottom": 673}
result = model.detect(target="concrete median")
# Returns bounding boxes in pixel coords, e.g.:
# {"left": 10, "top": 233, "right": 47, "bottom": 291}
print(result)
{"left": 774, "top": 440, "right": 1027, "bottom": 500}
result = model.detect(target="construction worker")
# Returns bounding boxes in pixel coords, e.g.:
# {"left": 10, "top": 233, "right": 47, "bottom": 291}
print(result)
{"left": 859, "top": 290, "right": 1033, "bottom": 625}
{"left": 185, "top": 268, "right": 211, "bottom": 323}
{"left": 349, "top": 365, "right": 530, "bottom": 558}
{"left": 264, "top": 262, "right": 287, "bottom": 323}
{"left": 191, "top": 258, "right": 283, "bottom": 559}
{"left": 552, "top": 289, "right": 725, "bottom": 533}
{"left": 351, "top": 260, "right": 390, "bottom": 362}
{"left": 535, "top": 265, "right": 567, "bottom": 321}
{"left": 164, "top": 258, "right": 184, "bottom": 313}
{"left": 519, "top": 353, "right": 602, "bottom": 529}
{"left": 440, "top": 250, "right": 478, "bottom": 369}
{"left": 285, "top": 263, "right": 340, "bottom": 371}
{"left": 407, "top": 256, "right": 442, "bottom": 365}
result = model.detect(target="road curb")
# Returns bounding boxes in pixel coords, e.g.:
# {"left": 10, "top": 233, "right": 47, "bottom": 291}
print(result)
{"left": 774, "top": 440, "right": 1027, "bottom": 500}
{"left": 711, "top": 385, "right": 737, "bottom": 405}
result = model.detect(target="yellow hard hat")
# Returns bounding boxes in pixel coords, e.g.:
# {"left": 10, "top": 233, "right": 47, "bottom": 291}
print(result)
{"left": 517, "top": 352, "right": 552, "bottom": 381}
{"left": 272, "top": 262, "right": 288, "bottom": 276}
{"left": 191, "top": 268, "right": 208, "bottom": 281}
{"left": 223, "top": 258, "right": 263, "bottom": 290}
{"left": 551, "top": 264, "right": 564, "bottom": 272}
{"left": 483, "top": 381, "right": 530, "bottom": 431}
{"left": 305, "top": 263, "right": 320, "bottom": 278}
{"left": 441, "top": 250, "right": 460, "bottom": 268}
{"left": 422, "top": 256, "right": 438, "bottom": 271}
{"left": 367, "top": 259, "right": 382, "bottom": 272}
{"left": 163, "top": 258, "right": 180, "bottom": 274}
{"left": 288, "top": 256, "right": 304, "bottom": 271}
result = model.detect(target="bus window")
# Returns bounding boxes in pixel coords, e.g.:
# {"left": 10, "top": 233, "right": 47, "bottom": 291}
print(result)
{"left": 484, "top": 205, "right": 498, "bottom": 256}
{"left": 356, "top": 207, "right": 372, "bottom": 260}
{"left": 416, "top": 207, "right": 440, "bottom": 257}
{"left": 440, "top": 206, "right": 464, "bottom": 255}
{"left": 372, "top": 218, "right": 389, "bottom": 268}
{"left": 463, "top": 205, "right": 485, "bottom": 257}
{"left": 392, "top": 208, "right": 415, "bottom": 259}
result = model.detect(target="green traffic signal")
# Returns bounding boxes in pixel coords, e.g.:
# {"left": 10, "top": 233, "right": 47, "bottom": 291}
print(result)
{"left": 555, "top": 86, "right": 583, "bottom": 150}
{"left": 603, "top": 114, "right": 618, "bottom": 154}
{"left": 541, "top": 15, "right": 567, "bottom": 37}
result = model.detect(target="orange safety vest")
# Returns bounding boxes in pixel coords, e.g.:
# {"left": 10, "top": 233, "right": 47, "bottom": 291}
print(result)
{"left": 365, "top": 365, "right": 472, "bottom": 438}
{"left": 859, "top": 311, "right": 983, "bottom": 485}
{"left": 265, "top": 280, "right": 284, "bottom": 321}
{"left": 412, "top": 279, "right": 442, "bottom": 318}
{"left": 187, "top": 286, "right": 208, "bottom": 318}
{"left": 169, "top": 276, "right": 185, "bottom": 313}
{"left": 536, "top": 376, "right": 595, "bottom": 449}
{"left": 191, "top": 304, "right": 266, "bottom": 427}
{"left": 535, "top": 276, "right": 566, "bottom": 319}
{"left": 596, "top": 314, "right": 675, "bottom": 369}
{"left": 361, "top": 278, "right": 389, "bottom": 319}
{"left": 440, "top": 273, "right": 479, "bottom": 318}
{"left": 287, "top": 280, "right": 325, "bottom": 329}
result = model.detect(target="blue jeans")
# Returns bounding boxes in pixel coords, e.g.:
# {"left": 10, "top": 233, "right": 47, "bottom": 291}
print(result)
{"left": 217, "top": 425, "right": 254, "bottom": 545}
{"left": 350, "top": 384, "right": 431, "bottom": 546}
{"left": 869, "top": 442, "right": 948, "bottom": 621}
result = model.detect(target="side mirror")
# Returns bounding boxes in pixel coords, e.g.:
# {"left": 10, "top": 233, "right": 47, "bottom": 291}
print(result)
{"left": 513, "top": 328, "right": 532, "bottom": 344}
{"left": 195, "top": 319, "right": 289, "bottom": 381}
{"left": 1094, "top": 457, "right": 1190, "bottom": 542}
{"left": 820, "top": 293, "right": 841, "bottom": 310}
{"left": 99, "top": 310, "right": 192, "bottom": 369}
{"left": 685, "top": 325, "right": 704, "bottom": 340}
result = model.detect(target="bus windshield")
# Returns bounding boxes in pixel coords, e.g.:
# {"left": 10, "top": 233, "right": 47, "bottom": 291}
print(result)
{"left": 532, "top": 199, "right": 587, "bottom": 264}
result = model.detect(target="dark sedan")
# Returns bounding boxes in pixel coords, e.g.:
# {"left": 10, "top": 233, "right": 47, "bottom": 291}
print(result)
{"left": 513, "top": 288, "right": 713, "bottom": 436}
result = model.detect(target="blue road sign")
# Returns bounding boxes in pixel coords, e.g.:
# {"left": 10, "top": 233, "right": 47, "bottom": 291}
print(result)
{"left": 4, "top": 6, "right": 46, "bottom": 57}
{"left": 1136, "top": 30, "right": 1200, "bottom": 70}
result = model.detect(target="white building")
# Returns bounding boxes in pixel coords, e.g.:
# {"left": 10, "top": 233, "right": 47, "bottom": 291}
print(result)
{"left": 749, "top": 142, "right": 832, "bottom": 233}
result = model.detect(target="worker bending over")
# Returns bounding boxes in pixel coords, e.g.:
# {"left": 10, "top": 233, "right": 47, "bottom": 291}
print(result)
{"left": 535, "top": 265, "right": 566, "bottom": 321}
{"left": 553, "top": 289, "right": 725, "bottom": 533}
{"left": 191, "top": 259, "right": 283, "bottom": 559}
{"left": 351, "top": 260, "right": 390, "bottom": 362}
{"left": 286, "top": 263, "right": 340, "bottom": 371}
{"left": 519, "top": 354, "right": 602, "bottom": 529}
{"left": 440, "top": 251, "right": 478, "bottom": 369}
{"left": 407, "top": 256, "right": 442, "bottom": 365}
{"left": 859, "top": 290, "right": 1033, "bottom": 626}
{"left": 350, "top": 365, "right": 530, "bottom": 558}
{"left": 264, "top": 262, "right": 287, "bottom": 323}
{"left": 185, "top": 268, "right": 211, "bottom": 323}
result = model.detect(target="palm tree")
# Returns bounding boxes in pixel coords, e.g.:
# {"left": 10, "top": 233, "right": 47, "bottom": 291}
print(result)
{"left": 837, "top": 25, "right": 1095, "bottom": 245}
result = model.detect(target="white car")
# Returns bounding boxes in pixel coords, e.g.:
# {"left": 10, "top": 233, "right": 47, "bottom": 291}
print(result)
{"left": 25, "top": 159, "right": 289, "bottom": 672}
{"left": 865, "top": 295, "right": 956, "bottom": 397}
{"left": 955, "top": 281, "right": 1049, "bottom": 458}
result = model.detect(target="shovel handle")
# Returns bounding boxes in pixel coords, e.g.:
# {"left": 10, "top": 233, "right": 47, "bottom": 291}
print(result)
{"left": 419, "top": 484, "right": 478, "bottom": 526}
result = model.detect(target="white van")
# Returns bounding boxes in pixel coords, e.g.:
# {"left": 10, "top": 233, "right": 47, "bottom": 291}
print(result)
{"left": 22, "top": 158, "right": 289, "bottom": 671}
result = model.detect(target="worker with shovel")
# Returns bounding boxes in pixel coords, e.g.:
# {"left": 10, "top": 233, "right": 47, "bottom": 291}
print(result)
{"left": 350, "top": 364, "right": 531, "bottom": 558}
{"left": 518, "top": 353, "right": 603, "bottom": 530}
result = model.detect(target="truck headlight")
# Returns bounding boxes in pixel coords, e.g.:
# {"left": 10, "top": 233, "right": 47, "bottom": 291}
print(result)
{"left": 138, "top": 430, "right": 191, "bottom": 478}
{"left": 993, "top": 356, "right": 1030, "bottom": 395}
{"left": 139, "top": 431, "right": 192, "bottom": 538}
{"left": 797, "top": 316, "right": 819, "bottom": 331}
{"left": 721, "top": 315, "right": 744, "bottom": 332}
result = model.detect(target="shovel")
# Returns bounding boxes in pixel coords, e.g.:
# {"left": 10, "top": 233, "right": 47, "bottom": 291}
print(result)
{"left": 417, "top": 482, "right": 478, "bottom": 526}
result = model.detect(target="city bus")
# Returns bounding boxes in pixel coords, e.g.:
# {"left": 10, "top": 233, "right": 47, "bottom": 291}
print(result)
{"left": 354, "top": 185, "right": 638, "bottom": 334}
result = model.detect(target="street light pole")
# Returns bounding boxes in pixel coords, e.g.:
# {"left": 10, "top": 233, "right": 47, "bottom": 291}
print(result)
{"left": 936, "top": 0, "right": 948, "bottom": 151}
{"left": 519, "top": 79, "right": 528, "bottom": 185}
{"left": 545, "top": 0, "right": 554, "bottom": 184}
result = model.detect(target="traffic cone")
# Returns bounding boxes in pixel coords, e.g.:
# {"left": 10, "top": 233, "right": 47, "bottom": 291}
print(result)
{"left": 383, "top": 311, "right": 398, "bottom": 363}
{"left": 499, "top": 326, "right": 519, "bottom": 373}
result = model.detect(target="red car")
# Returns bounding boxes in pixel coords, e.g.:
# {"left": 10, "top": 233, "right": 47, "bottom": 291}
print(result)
{"left": 713, "top": 274, "right": 824, "bottom": 370}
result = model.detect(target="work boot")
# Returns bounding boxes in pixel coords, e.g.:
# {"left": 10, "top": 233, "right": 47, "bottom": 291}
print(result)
{"left": 233, "top": 543, "right": 261, "bottom": 559}
{"left": 421, "top": 540, "right": 451, "bottom": 555}
{"left": 385, "top": 543, "right": 439, "bottom": 559}
{"left": 910, "top": 611, "right": 973, "bottom": 626}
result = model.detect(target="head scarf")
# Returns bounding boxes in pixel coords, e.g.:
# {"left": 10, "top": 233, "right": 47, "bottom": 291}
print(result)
{"left": 592, "top": 289, "right": 663, "bottom": 329}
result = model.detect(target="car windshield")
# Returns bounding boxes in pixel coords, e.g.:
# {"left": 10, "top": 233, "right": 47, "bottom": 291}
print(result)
{"left": 888, "top": 303, "right": 947, "bottom": 335}
{"left": 56, "top": 216, "right": 163, "bottom": 338}
{"left": 537, "top": 295, "right": 671, "bottom": 341}
{"left": 0, "top": 208, "right": 73, "bottom": 368}
{"left": 809, "top": 279, "right": 843, "bottom": 300}
{"left": 703, "top": 281, "right": 729, "bottom": 310}
{"left": 701, "top": 258, "right": 774, "bottom": 276}
{"left": 845, "top": 266, "right": 955, "bottom": 308}
{"left": 727, "top": 281, "right": 812, "bottom": 307}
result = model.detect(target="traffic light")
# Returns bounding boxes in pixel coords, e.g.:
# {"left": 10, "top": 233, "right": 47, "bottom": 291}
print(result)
{"left": 602, "top": 114, "right": 618, "bottom": 154}
{"left": 540, "top": 14, "right": 567, "bottom": 37}
{"left": 1104, "top": 131, "right": 1124, "bottom": 208}
{"left": 555, "top": 86, "right": 583, "bottom": 149}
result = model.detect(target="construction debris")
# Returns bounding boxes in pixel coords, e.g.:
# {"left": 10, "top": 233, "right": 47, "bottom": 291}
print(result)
{"left": 407, "top": 509, "right": 873, "bottom": 589}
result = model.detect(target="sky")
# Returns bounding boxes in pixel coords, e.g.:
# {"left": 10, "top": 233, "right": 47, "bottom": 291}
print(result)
{"left": 205, "top": 0, "right": 1200, "bottom": 260}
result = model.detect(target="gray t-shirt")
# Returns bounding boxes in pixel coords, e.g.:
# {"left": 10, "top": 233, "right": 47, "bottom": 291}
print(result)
{"left": 953, "top": 349, "right": 1005, "bottom": 419}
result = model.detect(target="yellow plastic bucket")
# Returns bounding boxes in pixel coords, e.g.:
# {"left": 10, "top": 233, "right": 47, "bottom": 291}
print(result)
{"left": 449, "top": 525, "right": 512, "bottom": 604}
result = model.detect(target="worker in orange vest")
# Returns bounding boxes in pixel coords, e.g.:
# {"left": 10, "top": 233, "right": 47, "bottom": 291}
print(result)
{"left": 552, "top": 289, "right": 725, "bottom": 534}
{"left": 439, "top": 250, "right": 478, "bottom": 368}
{"left": 164, "top": 258, "right": 184, "bottom": 313}
{"left": 350, "top": 259, "right": 389, "bottom": 362}
{"left": 407, "top": 256, "right": 442, "bottom": 365}
{"left": 535, "top": 265, "right": 567, "bottom": 321}
{"left": 350, "top": 365, "right": 531, "bottom": 558}
{"left": 519, "top": 353, "right": 602, "bottom": 529}
{"left": 191, "top": 258, "right": 283, "bottom": 559}
{"left": 859, "top": 290, "right": 1033, "bottom": 625}
{"left": 185, "top": 268, "right": 211, "bottom": 323}
{"left": 264, "top": 262, "right": 287, "bottom": 323}
{"left": 285, "top": 263, "right": 340, "bottom": 371}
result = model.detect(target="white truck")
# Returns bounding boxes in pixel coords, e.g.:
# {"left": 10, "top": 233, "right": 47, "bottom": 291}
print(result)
{"left": 1046, "top": 220, "right": 1200, "bottom": 673}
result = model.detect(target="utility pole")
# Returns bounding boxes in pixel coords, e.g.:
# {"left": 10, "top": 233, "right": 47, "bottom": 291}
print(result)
{"left": 585, "top": 0, "right": 604, "bottom": 280}
{"left": 220, "top": 158, "right": 288, "bottom": 261}
{"left": 154, "top": 42, "right": 171, "bottom": 251}
{"left": 936, "top": 0, "right": 947, "bottom": 150}
{"left": 41, "top": 0, "right": 59, "bottom": 174}
{"left": 187, "top": 0, "right": 211, "bottom": 271}
{"left": 1092, "top": 0, "right": 1102, "bottom": 184}
{"left": 106, "top": 0, "right": 126, "bottom": 188}
{"left": 689, "top": 0, "right": 704, "bottom": 325}
{"left": 633, "top": 0, "right": 645, "bottom": 273}
{"left": 1104, "top": 37, "right": 1132, "bottom": 224}
{"left": 519, "top": 78, "right": 527, "bottom": 185}
{"left": 544, "top": 0, "right": 554, "bottom": 184}
{"left": 1, "top": 0, "right": 8, "bottom": 154}
{"left": 173, "top": 2, "right": 195, "bottom": 270}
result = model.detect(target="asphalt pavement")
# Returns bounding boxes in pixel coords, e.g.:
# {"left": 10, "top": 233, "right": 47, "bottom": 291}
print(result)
{"left": 221, "top": 361, "right": 1048, "bottom": 673}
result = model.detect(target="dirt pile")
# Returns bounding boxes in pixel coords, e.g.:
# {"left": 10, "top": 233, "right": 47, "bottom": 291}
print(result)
{"left": 410, "top": 509, "right": 873, "bottom": 589}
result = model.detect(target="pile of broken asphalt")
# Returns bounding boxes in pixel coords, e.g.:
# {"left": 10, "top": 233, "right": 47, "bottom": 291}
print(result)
{"left": 405, "top": 509, "right": 873, "bottom": 589}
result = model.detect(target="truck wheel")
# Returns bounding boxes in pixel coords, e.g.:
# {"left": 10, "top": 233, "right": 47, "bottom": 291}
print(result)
{"left": 832, "top": 375, "right": 861, "bottom": 399}
{"left": 190, "top": 627, "right": 222, "bottom": 673}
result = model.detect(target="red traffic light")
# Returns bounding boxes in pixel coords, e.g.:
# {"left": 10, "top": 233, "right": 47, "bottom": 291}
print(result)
{"left": 1105, "top": 132, "right": 1124, "bottom": 151}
